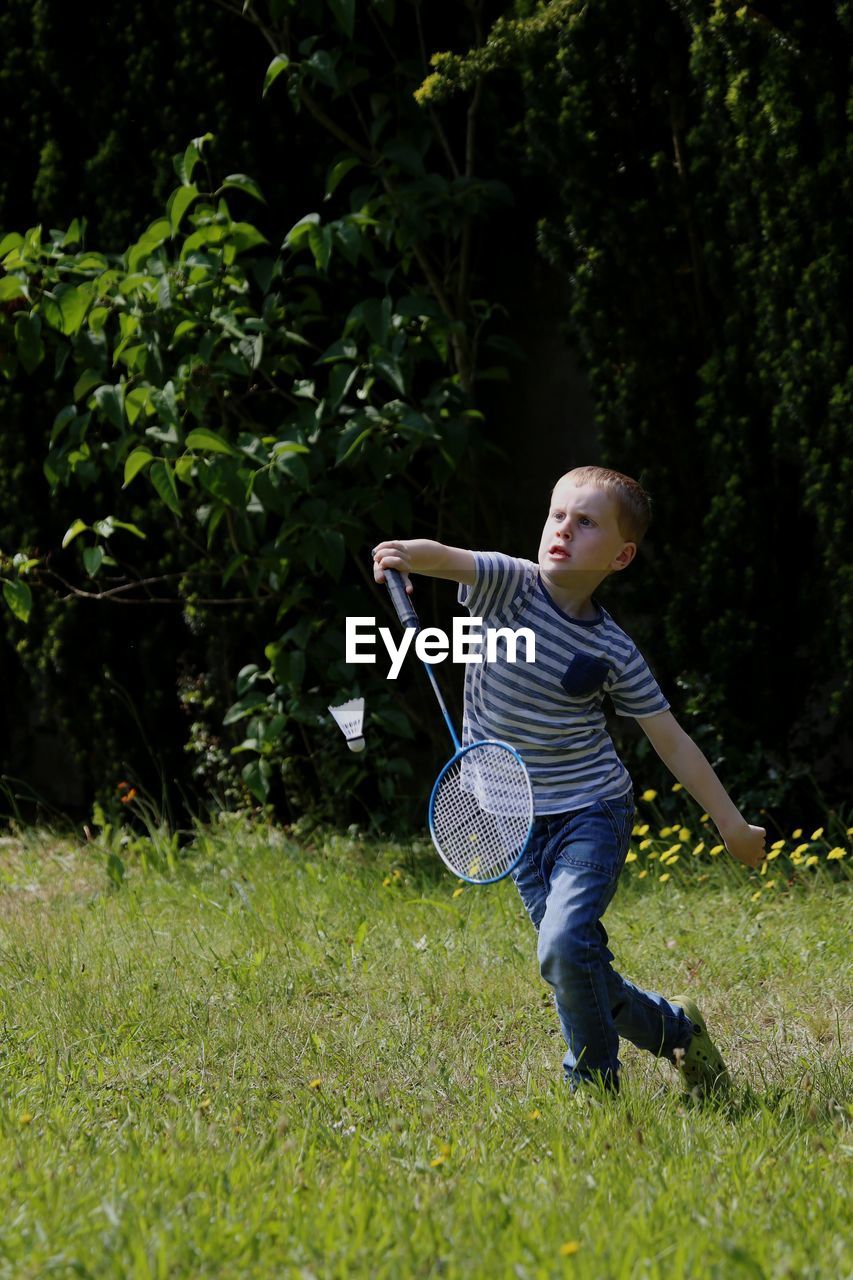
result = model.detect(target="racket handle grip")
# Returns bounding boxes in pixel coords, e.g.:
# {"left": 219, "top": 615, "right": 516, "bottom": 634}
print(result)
{"left": 385, "top": 569, "right": 419, "bottom": 629}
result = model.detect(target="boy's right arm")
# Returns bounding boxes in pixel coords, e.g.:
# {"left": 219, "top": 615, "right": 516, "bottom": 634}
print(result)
{"left": 372, "top": 539, "right": 476, "bottom": 594}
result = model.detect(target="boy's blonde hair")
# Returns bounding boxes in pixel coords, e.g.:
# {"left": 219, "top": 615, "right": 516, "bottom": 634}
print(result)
{"left": 554, "top": 466, "right": 653, "bottom": 545}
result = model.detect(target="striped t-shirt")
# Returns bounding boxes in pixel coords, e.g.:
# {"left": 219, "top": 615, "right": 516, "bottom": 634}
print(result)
{"left": 457, "top": 553, "right": 670, "bottom": 814}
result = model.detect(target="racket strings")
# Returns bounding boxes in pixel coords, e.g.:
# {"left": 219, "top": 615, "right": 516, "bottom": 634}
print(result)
{"left": 431, "top": 742, "right": 533, "bottom": 881}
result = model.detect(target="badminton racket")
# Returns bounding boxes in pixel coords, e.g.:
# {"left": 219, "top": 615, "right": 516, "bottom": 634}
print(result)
{"left": 383, "top": 568, "right": 534, "bottom": 884}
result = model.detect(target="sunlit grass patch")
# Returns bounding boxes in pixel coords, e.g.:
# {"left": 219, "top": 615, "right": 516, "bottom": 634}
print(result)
{"left": 0, "top": 819, "right": 849, "bottom": 1278}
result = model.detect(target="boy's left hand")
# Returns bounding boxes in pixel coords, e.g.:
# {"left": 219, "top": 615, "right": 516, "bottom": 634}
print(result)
{"left": 723, "top": 821, "right": 766, "bottom": 868}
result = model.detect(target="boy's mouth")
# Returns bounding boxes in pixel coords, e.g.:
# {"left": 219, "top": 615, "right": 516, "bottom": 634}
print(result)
{"left": 548, "top": 545, "right": 570, "bottom": 560}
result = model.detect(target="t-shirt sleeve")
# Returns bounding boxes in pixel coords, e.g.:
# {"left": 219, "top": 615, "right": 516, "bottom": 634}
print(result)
{"left": 457, "top": 552, "right": 530, "bottom": 623}
{"left": 605, "top": 642, "right": 670, "bottom": 719}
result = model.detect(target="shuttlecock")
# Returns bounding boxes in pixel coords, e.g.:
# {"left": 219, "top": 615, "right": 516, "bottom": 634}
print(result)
{"left": 328, "top": 697, "right": 366, "bottom": 752}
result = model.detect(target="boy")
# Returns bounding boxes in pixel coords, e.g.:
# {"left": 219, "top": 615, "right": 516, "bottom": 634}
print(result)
{"left": 372, "top": 465, "right": 766, "bottom": 1096}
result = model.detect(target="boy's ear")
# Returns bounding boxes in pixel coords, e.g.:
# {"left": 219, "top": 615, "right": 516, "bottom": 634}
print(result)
{"left": 611, "top": 543, "right": 637, "bottom": 571}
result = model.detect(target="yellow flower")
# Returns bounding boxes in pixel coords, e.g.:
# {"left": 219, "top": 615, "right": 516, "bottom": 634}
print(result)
{"left": 710, "top": 844, "right": 724, "bottom": 856}
{"left": 625, "top": 851, "right": 638, "bottom": 863}
{"left": 308, "top": 1078, "right": 322, "bottom": 1090}
{"left": 665, "top": 844, "right": 683, "bottom": 856}
{"left": 430, "top": 1155, "right": 446, "bottom": 1167}
{"left": 811, "top": 827, "right": 824, "bottom": 840}
{"left": 770, "top": 839, "right": 786, "bottom": 850}
{"left": 638, "top": 870, "right": 648, "bottom": 879}
{"left": 847, "top": 827, "right": 853, "bottom": 837}
{"left": 559, "top": 1242, "right": 581, "bottom": 1257}
{"left": 659, "top": 872, "right": 670, "bottom": 883}
{"left": 382, "top": 876, "right": 392, "bottom": 886}
{"left": 700, "top": 813, "right": 710, "bottom": 824}
{"left": 671, "top": 782, "right": 683, "bottom": 792}
{"left": 827, "top": 847, "right": 846, "bottom": 860}
{"left": 659, "top": 825, "right": 673, "bottom": 837}
{"left": 199, "top": 1097, "right": 212, "bottom": 1111}
{"left": 678, "top": 827, "right": 690, "bottom": 843}
{"left": 793, "top": 843, "right": 809, "bottom": 855}
{"left": 452, "top": 886, "right": 465, "bottom": 898}
{"left": 636, "top": 824, "right": 649, "bottom": 836}
{"left": 663, "top": 854, "right": 680, "bottom": 866}
{"left": 528, "top": 1109, "right": 541, "bottom": 1120}
{"left": 20, "top": 1112, "right": 33, "bottom": 1126}
{"left": 438, "top": 1141, "right": 452, "bottom": 1156}
{"left": 639, "top": 838, "right": 652, "bottom": 850}
{"left": 805, "top": 855, "right": 819, "bottom": 868}
{"left": 764, "top": 879, "right": 777, "bottom": 889}
{"left": 641, "top": 789, "right": 657, "bottom": 802}
{"left": 792, "top": 828, "right": 803, "bottom": 839}
{"left": 766, "top": 849, "right": 781, "bottom": 861}
{"left": 692, "top": 842, "right": 705, "bottom": 856}
{"left": 751, "top": 890, "right": 762, "bottom": 902}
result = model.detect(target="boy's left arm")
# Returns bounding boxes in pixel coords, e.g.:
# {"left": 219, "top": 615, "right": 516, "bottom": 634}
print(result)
{"left": 638, "top": 711, "right": 766, "bottom": 868}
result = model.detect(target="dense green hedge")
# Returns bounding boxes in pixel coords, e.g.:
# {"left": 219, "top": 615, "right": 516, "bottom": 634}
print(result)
{"left": 517, "top": 0, "right": 853, "bottom": 818}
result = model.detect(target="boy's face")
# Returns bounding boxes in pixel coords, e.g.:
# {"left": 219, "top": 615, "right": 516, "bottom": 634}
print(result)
{"left": 537, "top": 480, "right": 636, "bottom": 583}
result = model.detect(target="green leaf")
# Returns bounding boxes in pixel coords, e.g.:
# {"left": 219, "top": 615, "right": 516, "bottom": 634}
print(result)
{"left": 14, "top": 313, "right": 44, "bottom": 374}
{"left": 123, "top": 448, "right": 154, "bottom": 487}
{"left": 0, "top": 232, "right": 24, "bottom": 259}
{"left": 92, "top": 384, "right": 125, "bottom": 430}
{"left": 125, "top": 386, "right": 150, "bottom": 426}
{"left": 41, "top": 283, "right": 92, "bottom": 335}
{"left": 306, "top": 50, "right": 339, "bottom": 92}
{"left": 185, "top": 427, "right": 238, "bottom": 456}
{"left": 327, "top": 0, "right": 355, "bottom": 38}
{"left": 109, "top": 518, "right": 146, "bottom": 540}
{"left": 317, "top": 530, "right": 345, "bottom": 580}
{"left": 263, "top": 54, "right": 291, "bottom": 97}
{"left": 335, "top": 423, "right": 371, "bottom": 465}
{"left": 373, "top": 353, "right": 406, "bottom": 395}
{"left": 241, "top": 757, "right": 271, "bottom": 802}
{"left": 0, "top": 276, "right": 26, "bottom": 301}
{"left": 167, "top": 184, "right": 199, "bottom": 235}
{"left": 73, "top": 369, "right": 102, "bottom": 402}
{"left": 62, "top": 519, "right": 88, "bottom": 549}
{"left": 230, "top": 223, "right": 269, "bottom": 255}
{"left": 174, "top": 133, "right": 214, "bottom": 185}
{"left": 150, "top": 460, "right": 181, "bottom": 516}
{"left": 50, "top": 405, "right": 79, "bottom": 445}
{"left": 82, "top": 546, "right": 104, "bottom": 577}
{"left": 219, "top": 174, "right": 266, "bottom": 203}
{"left": 308, "top": 224, "right": 333, "bottom": 272}
{"left": 325, "top": 156, "right": 360, "bottom": 199}
{"left": 285, "top": 212, "right": 321, "bottom": 249}
{"left": 2, "top": 578, "right": 32, "bottom": 623}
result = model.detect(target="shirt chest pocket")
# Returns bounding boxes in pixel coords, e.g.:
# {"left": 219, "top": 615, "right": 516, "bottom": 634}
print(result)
{"left": 560, "top": 653, "right": 611, "bottom": 698}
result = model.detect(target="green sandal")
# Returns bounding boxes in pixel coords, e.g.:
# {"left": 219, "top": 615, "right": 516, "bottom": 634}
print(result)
{"left": 669, "top": 995, "right": 730, "bottom": 1095}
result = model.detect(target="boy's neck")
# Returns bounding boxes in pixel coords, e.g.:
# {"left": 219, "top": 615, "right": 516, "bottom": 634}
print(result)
{"left": 538, "top": 569, "right": 606, "bottom": 622}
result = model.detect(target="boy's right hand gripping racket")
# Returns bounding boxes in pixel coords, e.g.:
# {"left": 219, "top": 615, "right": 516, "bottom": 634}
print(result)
{"left": 383, "top": 569, "right": 534, "bottom": 884}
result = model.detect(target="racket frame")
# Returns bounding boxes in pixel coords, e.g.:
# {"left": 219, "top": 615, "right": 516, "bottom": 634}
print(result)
{"left": 428, "top": 738, "right": 534, "bottom": 884}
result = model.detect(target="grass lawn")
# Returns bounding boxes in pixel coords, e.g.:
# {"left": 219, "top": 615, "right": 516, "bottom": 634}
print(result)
{"left": 0, "top": 817, "right": 850, "bottom": 1279}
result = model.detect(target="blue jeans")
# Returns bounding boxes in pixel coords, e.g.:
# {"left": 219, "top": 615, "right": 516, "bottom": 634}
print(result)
{"left": 512, "top": 789, "right": 693, "bottom": 1092}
